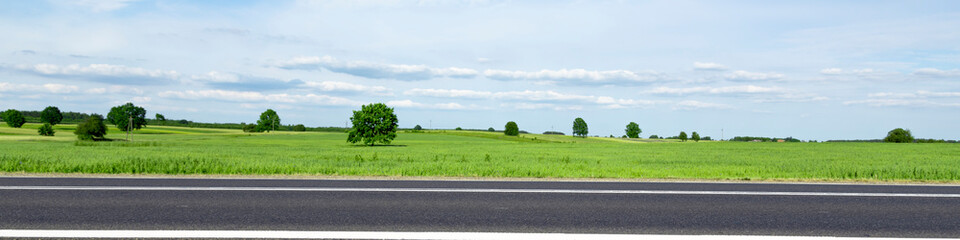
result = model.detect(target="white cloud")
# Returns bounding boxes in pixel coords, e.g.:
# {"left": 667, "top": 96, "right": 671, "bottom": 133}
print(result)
{"left": 843, "top": 99, "right": 960, "bottom": 108}
{"left": 867, "top": 90, "right": 960, "bottom": 98}
{"left": 11, "top": 63, "right": 179, "bottom": 85}
{"left": 403, "top": 88, "right": 492, "bottom": 98}
{"left": 275, "top": 56, "right": 478, "bottom": 80}
{"left": 484, "top": 69, "right": 665, "bottom": 85}
{"left": 648, "top": 85, "right": 782, "bottom": 95}
{"left": 725, "top": 70, "right": 784, "bottom": 81}
{"left": 693, "top": 62, "right": 727, "bottom": 71}
{"left": 0, "top": 82, "right": 80, "bottom": 94}
{"left": 57, "top": 0, "right": 138, "bottom": 12}
{"left": 820, "top": 68, "right": 843, "bottom": 75}
{"left": 673, "top": 100, "right": 732, "bottom": 110}
{"left": 405, "top": 88, "right": 655, "bottom": 109}
{"left": 301, "top": 81, "right": 390, "bottom": 94}
{"left": 158, "top": 90, "right": 359, "bottom": 106}
{"left": 913, "top": 68, "right": 960, "bottom": 78}
{"left": 188, "top": 71, "right": 240, "bottom": 83}
{"left": 386, "top": 100, "right": 466, "bottom": 110}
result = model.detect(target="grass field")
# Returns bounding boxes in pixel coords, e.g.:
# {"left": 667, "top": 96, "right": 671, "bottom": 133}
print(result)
{"left": 1, "top": 123, "right": 959, "bottom": 182}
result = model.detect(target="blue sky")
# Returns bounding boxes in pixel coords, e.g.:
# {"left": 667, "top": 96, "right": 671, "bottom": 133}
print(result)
{"left": 1, "top": 0, "right": 959, "bottom": 140}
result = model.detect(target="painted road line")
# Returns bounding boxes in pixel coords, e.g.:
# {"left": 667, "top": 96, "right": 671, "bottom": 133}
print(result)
{"left": 0, "top": 230, "right": 938, "bottom": 240}
{"left": 3, "top": 185, "right": 960, "bottom": 198}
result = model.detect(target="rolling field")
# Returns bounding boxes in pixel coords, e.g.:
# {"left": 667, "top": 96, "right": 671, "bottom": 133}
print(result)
{"left": 1, "top": 123, "right": 959, "bottom": 182}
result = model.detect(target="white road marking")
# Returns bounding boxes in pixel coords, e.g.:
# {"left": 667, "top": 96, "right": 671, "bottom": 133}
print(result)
{"left": 2, "top": 185, "right": 960, "bottom": 198}
{"left": 0, "top": 230, "right": 937, "bottom": 240}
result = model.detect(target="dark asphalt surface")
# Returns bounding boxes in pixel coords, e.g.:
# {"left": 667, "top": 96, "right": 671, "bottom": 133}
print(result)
{"left": 2, "top": 177, "right": 960, "bottom": 237}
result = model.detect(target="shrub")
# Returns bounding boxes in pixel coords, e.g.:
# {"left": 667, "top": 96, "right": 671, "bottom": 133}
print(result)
{"left": 241, "top": 123, "right": 259, "bottom": 133}
{"left": 1, "top": 109, "right": 26, "bottom": 128}
{"left": 38, "top": 123, "right": 55, "bottom": 136}
{"left": 74, "top": 114, "right": 107, "bottom": 140}
{"left": 504, "top": 121, "right": 519, "bottom": 136}
{"left": 884, "top": 128, "right": 914, "bottom": 143}
{"left": 649, "top": 135, "right": 658, "bottom": 139}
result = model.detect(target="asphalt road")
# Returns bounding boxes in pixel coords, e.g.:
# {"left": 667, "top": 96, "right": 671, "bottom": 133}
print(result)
{"left": 2, "top": 177, "right": 960, "bottom": 238}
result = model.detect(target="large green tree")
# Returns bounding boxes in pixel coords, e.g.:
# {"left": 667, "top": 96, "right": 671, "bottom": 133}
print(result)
{"left": 572, "top": 117, "right": 588, "bottom": 138}
{"left": 74, "top": 114, "right": 107, "bottom": 140}
{"left": 256, "top": 109, "right": 281, "bottom": 132}
{"left": 679, "top": 131, "right": 688, "bottom": 142}
{"left": 625, "top": 122, "right": 641, "bottom": 138}
{"left": 107, "top": 103, "right": 147, "bottom": 131}
{"left": 884, "top": 128, "right": 914, "bottom": 143}
{"left": 40, "top": 106, "right": 63, "bottom": 125}
{"left": 1, "top": 109, "right": 26, "bottom": 128}
{"left": 504, "top": 121, "right": 519, "bottom": 136}
{"left": 691, "top": 131, "right": 701, "bottom": 142}
{"left": 347, "top": 103, "right": 398, "bottom": 146}
{"left": 155, "top": 113, "right": 166, "bottom": 122}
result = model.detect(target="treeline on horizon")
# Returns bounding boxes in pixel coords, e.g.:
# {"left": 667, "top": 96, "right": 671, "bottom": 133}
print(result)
{"left": 12, "top": 110, "right": 348, "bottom": 133}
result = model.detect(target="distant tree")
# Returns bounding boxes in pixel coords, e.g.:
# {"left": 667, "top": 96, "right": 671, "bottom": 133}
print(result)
{"left": 884, "top": 128, "right": 914, "bottom": 143}
{"left": 455, "top": 127, "right": 463, "bottom": 130}
{"left": 348, "top": 103, "right": 398, "bottom": 146}
{"left": 38, "top": 123, "right": 55, "bottom": 136}
{"left": 487, "top": 127, "right": 495, "bottom": 132}
{"left": 691, "top": 131, "right": 701, "bottom": 142}
{"left": 74, "top": 114, "right": 107, "bottom": 140}
{"left": 679, "top": 131, "right": 688, "bottom": 142}
{"left": 625, "top": 122, "right": 641, "bottom": 138}
{"left": 155, "top": 113, "right": 166, "bottom": 122}
{"left": 414, "top": 125, "right": 423, "bottom": 131}
{"left": 702, "top": 136, "right": 712, "bottom": 141}
{"left": 40, "top": 106, "right": 63, "bottom": 125}
{"left": 107, "top": 103, "right": 147, "bottom": 131}
{"left": 504, "top": 121, "right": 519, "bottom": 136}
{"left": 256, "top": 109, "right": 281, "bottom": 132}
{"left": 572, "top": 117, "right": 588, "bottom": 138}
{"left": 649, "top": 135, "right": 659, "bottom": 139}
{"left": 543, "top": 131, "right": 565, "bottom": 135}
{"left": 1, "top": 109, "right": 26, "bottom": 128}
{"left": 292, "top": 124, "right": 307, "bottom": 132}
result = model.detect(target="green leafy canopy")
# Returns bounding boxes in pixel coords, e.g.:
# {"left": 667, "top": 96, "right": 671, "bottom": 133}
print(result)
{"left": 107, "top": 103, "right": 147, "bottom": 131}
{"left": 348, "top": 103, "right": 398, "bottom": 146}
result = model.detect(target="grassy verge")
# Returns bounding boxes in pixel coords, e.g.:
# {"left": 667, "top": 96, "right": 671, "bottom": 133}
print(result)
{"left": 1, "top": 125, "right": 958, "bottom": 182}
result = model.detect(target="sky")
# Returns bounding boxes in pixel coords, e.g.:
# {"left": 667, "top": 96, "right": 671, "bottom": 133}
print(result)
{"left": 1, "top": 0, "right": 959, "bottom": 141}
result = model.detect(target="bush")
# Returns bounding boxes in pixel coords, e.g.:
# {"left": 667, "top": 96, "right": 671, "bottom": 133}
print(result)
{"left": 487, "top": 127, "right": 495, "bottom": 132}
{"left": 649, "top": 135, "right": 658, "bottom": 139}
{"left": 884, "top": 128, "right": 914, "bottom": 143}
{"left": 504, "top": 121, "right": 519, "bottom": 136}
{"left": 292, "top": 124, "right": 306, "bottom": 132}
{"left": 1, "top": 109, "right": 26, "bottom": 128}
{"left": 74, "top": 114, "right": 107, "bottom": 140}
{"left": 241, "top": 123, "right": 259, "bottom": 133}
{"left": 38, "top": 123, "right": 55, "bottom": 136}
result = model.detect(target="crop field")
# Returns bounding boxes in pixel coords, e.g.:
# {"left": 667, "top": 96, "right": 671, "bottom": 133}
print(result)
{"left": 1, "top": 123, "right": 959, "bottom": 182}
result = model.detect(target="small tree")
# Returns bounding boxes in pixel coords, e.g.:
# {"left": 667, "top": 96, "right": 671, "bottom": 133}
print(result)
{"left": 625, "top": 122, "right": 641, "bottom": 138}
{"left": 884, "top": 128, "right": 914, "bottom": 143}
{"left": 40, "top": 106, "right": 63, "bottom": 125}
{"left": 572, "top": 117, "right": 588, "bottom": 138}
{"left": 691, "top": 131, "right": 701, "bottom": 142}
{"left": 74, "top": 114, "right": 107, "bottom": 140}
{"left": 348, "top": 103, "right": 398, "bottom": 146}
{"left": 256, "top": 109, "right": 281, "bottom": 132}
{"left": 155, "top": 113, "right": 166, "bottom": 122}
{"left": 1, "top": 109, "right": 26, "bottom": 128}
{"left": 504, "top": 121, "right": 519, "bottom": 136}
{"left": 413, "top": 125, "right": 423, "bottom": 131}
{"left": 679, "top": 131, "right": 688, "bottom": 142}
{"left": 487, "top": 127, "right": 495, "bottom": 132}
{"left": 292, "top": 124, "right": 307, "bottom": 131}
{"left": 38, "top": 123, "right": 55, "bottom": 136}
{"left": 649, "top": 134, "right": 659, "bottom": 139}
{"left": 107, "top": 102, "right": 147, "bottom": 131}
{"left": 455, "top": 127, "right": 463, "bottom": 130}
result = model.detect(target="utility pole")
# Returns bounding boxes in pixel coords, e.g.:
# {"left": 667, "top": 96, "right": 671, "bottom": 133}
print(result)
{"left": 721, "top": 128, "right": 724, "bottom": 141}
{"left": 127, "top": 116, "right": 132, "bottom": 141}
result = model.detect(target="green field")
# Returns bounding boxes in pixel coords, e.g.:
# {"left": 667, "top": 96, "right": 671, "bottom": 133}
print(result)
{"left": 1, "top": 123, "right": 959, "bottom": 182}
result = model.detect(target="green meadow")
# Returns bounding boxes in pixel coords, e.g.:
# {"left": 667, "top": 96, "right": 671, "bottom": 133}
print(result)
{"left": 1, "top": 123, "right": 959, "bottom": 182}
